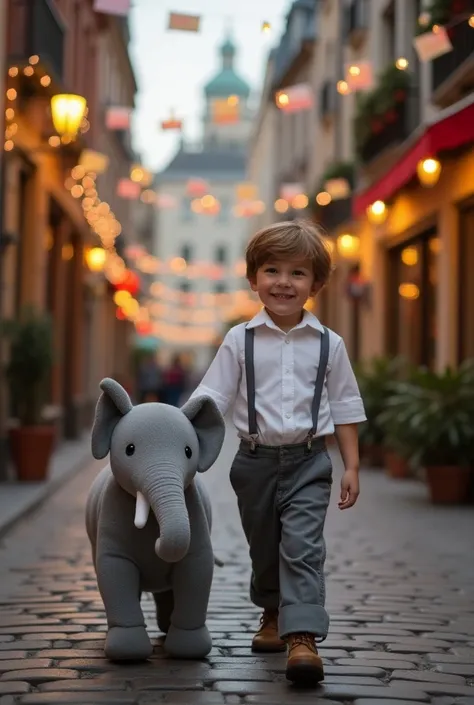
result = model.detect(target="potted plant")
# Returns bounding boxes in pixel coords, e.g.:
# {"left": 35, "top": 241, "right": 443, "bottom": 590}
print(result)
{"left": 354, "top": 356, "right": 408, "bottom": 467}
{"left": 382, "top": 361, "right": 474, "bottom": 503}
{"left": 377, "top": 385, "right": 415, "bottom": 479}
{"left": 4, "top": 306, "right": 55, "bottom": 482}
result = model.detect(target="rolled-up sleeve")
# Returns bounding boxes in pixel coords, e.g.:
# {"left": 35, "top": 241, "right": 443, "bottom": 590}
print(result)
{"left": 326, "top": 337, "right": 366, "bottom": 425}
{"left": 188, "top": 328, "right": 241, "bottom": 417}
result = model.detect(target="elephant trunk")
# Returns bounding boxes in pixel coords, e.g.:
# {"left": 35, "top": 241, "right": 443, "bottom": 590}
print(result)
{"left": 141, "top": 470, "right": 190, "bottom": 563}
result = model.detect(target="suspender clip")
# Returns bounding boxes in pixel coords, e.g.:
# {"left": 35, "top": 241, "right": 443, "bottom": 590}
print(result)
{"left": 249, "top": 434, "right": 258, "bottom": 452}
{"left": 306, "top": 429, "right": 316, "bottom": 453}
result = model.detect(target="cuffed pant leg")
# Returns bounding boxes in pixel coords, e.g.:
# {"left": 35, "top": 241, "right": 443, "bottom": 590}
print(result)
{"left": 277, "top": 448, "right": 332, "bottom": 640}
{"left": 229, "top": 449, "right": 280, "bottom": 611}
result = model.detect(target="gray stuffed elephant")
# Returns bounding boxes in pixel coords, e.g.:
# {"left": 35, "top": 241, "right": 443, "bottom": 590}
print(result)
{"left": 85, "top": 377, "right": 225, "bottom": 662}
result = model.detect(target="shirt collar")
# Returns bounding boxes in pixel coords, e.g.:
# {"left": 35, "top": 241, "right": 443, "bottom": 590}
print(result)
{"left": 246, "top": 307, "right": 325, "bottom": 334}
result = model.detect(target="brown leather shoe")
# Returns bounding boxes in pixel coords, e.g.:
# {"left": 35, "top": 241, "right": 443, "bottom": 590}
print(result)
{"left": 251, "top": 610, "right": 286, "bottom": 652}
{"left": 286, "top": 633, "right": 324, "bottom": 684}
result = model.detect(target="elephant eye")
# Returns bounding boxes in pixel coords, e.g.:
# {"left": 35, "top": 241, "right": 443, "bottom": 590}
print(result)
{"left": 125, "top": 444, "right": 135, "bottom": 457}
{"left": 185, "top": 446, "right": 192, "bottom": 459}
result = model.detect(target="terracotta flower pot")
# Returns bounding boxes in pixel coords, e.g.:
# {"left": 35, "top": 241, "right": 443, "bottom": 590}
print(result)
{"left": 384, "top": 451, "right": 410, "bottom": 479}
{"left": 9, "top": 425, "right": 56, "bottom": 482}
{"left": 425, "top": 465, "right": 471, "bottom": 504}
{"left": 363, "top": 443, "right": 385, "bottom": 468}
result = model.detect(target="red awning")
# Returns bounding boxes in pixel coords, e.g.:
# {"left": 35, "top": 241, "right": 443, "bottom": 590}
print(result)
{"left": 353, "top": 95, "right": 474, "bottom": 217}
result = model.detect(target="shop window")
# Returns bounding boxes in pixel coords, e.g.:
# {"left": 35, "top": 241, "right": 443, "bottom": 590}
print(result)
{"left": 458, "top": 206, "right": 474, "bottom": 362}
{"left": 214, "top": 245, "right": 227, "bottom": 264}
{"left": 387, "top": 228, "right": 439, "bottom": 368}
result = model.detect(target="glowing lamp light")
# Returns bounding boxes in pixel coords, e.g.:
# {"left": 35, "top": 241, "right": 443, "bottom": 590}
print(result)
{"left": 292, "top": 194, "right": 308, "bottom": 210}
{"left": 274, "top": 198, "right": 289, "bottom": 213}
{"left": 337, "top": 80, "right": 350, "bottom": 95}
{"left": 398, "top": 282, "right": 420, "bottom": 300}
{"left": 316, "top": 191, "right": 332, "bottom": 206}
{"left": 336, "top": 233, "right": 360, "bottom": 259}
{"left": 366, "top": 200, "right": 387, "bottom": 224}
{"left": 469, "top": 15, "right": 474, "bottom": 28}
{"left": 395, "top": 57, "right": 409, "bottom": 70}
{"left": 275, "top": 92, "right": 289, "bottom": 107}
{"left": 401, "top": 246, "right": 418, "bottom": 266}
{"left": 113, "top": 270, "right": 140, "bottom": 296}
{"left": 85, "top": 246, "right": 107, "bottom": 273}
{"left": 417, "top": 157, "right": 441, "bottom": 187}
{"left": 51, "top": 94, "right": 87, "bottom": 139}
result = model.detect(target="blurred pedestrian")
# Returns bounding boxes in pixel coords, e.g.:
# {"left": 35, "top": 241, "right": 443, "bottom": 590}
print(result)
{"left": 188, "top": 220, "right": 366, "bottom": 685}
{"left": 136, "top": 354, "right": 162, "bottom": 403}
{"left": 162, "top": 353, "right": 187, "bottom": 406}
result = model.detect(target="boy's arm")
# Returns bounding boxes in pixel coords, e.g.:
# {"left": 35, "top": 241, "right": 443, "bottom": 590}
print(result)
{"left": 188, "top": 328, "right": 241, "bottom": 418}
{"left": 326, "top": 337, "right": 366, "bottom": 509}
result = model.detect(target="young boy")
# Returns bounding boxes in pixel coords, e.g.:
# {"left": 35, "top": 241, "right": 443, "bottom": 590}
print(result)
{"left": 189, "top": 220, "right": 366, "bottom": 684}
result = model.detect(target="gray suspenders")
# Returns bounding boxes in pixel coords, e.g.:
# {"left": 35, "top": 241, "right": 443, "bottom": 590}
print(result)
{"left": 244, "top": 326, "right": 330, "bottom": 452}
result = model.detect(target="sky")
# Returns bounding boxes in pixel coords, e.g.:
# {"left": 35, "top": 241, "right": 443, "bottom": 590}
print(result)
{"left": 128, "top": 0, "right": 290, "bottom": 172}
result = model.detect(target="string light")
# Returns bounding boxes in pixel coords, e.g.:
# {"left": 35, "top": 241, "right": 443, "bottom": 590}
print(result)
{"left": 395, "top": 57, "right": 409, "bottom": 70}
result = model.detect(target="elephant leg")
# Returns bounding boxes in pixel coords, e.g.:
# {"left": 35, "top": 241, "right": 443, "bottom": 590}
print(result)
{"left": 153, "top": 590, "right": 174, "bottom": 634}
{"left": 164, "top": 550, "right": 213, "bottom": 659}
{"left": 96, "top": 553, "right": 152, "bottom": 662}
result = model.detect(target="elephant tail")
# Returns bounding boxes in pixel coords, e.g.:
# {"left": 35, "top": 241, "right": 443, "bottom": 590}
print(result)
{"left": 214, "top": 554, "right": 224, "bottom": 567}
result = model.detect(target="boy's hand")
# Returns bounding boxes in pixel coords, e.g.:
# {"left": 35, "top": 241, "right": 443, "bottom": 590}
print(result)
{"left": 338, "top": 469, "right": 360, "bottom": 510}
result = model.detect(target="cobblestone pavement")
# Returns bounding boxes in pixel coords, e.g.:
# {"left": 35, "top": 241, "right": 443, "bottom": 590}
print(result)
{"left": 0, "top": 427, "right": 473, "bottom": 705}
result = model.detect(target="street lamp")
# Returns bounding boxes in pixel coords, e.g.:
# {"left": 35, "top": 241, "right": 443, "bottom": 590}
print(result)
{"left": 50, "top": 94, "right": 87, "bottom": 140}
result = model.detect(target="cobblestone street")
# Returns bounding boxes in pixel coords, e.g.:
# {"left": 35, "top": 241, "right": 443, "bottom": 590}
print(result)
{"left": 0, "top": 427, "right": 473, "bottom": 705}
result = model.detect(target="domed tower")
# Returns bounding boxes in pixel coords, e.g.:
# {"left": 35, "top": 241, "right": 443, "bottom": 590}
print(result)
{"left": 203, "top": 35, "right": 253, "bottom": 149}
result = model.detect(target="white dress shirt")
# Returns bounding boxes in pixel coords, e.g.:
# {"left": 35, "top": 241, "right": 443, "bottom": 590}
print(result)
{"left": 190, "top": 308, "right": 366, "bottom": 446}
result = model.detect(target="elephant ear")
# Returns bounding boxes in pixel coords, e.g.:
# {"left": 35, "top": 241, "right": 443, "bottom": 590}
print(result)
{"left": 91, "top": 378, "right": 133, "bottom": 459}
{"left": 181, "top": 395, "right": 225, "bottom": 472}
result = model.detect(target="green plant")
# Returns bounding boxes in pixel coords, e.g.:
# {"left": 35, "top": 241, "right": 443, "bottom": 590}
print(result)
{"left": 380, "top": 360, "right": 474, "bottom": 467}
{"left": 354, "top": 64, "right": 411, "bottom": 155}
{"left": 355, "top": 356, "right": 409, "bottom": 447}
{"left": 3, "top": 307, "right": 54, "bottom": 426}
{"left": 416, "top": 0, "right": 457, "bottom": 35}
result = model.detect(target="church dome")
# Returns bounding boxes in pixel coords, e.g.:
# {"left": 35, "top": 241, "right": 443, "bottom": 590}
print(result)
{"left": 204, "top": 35, "right": 250, "bottom": 98}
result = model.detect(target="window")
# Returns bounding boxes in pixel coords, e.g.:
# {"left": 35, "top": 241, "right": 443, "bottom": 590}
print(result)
{"left": 180, "top": 197, "right": 193, "bottom": 222}
{"left": 458, "top": 205, "right": 474, "bottom": 362}
{"left": 214, "top": 282, "right": 226, "bottom": 294}
{"left": 214, "top": 245, "right": 227, "bottom": 264}
{"left": 179, "top": 280, "right": 191, "bottom": 293}
{"left": 387, "top": 228, "right": 439, "bottom": 368}
{"left": 181, "top": 243, "right": 193, "bottom": 262}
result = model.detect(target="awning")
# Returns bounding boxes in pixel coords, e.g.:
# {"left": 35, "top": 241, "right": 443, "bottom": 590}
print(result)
{"left": 353, "top": 93, "right": 474, "bottom": 217}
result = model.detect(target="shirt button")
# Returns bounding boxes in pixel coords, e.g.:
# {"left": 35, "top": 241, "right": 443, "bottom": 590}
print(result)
{"left": 285, "top": 412, "right": 291, "bottom": 419}
{"left": 285, "top": 338, "right": 290, "bottom": 344}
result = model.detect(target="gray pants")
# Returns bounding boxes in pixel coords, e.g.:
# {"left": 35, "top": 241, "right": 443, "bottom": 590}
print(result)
{"left": 229, "top": 438, "right": 332, "bottom": 640}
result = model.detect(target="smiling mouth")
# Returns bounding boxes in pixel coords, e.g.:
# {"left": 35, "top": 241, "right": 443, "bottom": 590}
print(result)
{"left": 271, "top": 293, "right": 295, "bottom": 300}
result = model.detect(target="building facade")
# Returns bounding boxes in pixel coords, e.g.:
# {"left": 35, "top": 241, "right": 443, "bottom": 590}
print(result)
{"left": 0, "top": 0, "right": 138, "bottom": 461}
{"left": 154, "top": 36, "right": 259, "bottom": 368}
{"left": 250, "top": 0, "right": 474, "bottom": 371}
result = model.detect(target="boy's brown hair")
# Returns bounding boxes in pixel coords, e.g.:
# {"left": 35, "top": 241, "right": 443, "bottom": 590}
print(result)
{"left": 245, "top": 220, "right": 333, "bottom": 285}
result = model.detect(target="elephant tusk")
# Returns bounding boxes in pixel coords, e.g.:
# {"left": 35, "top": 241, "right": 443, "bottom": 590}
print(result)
{"left": 134, "top": 491, "right": 150, "bottom": 528}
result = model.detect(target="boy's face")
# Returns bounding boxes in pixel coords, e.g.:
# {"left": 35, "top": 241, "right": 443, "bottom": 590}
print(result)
{"left": 249, "top": 258, "right": 321, "bottom": 327}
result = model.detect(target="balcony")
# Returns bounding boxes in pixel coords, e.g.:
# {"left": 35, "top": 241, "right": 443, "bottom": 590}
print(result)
{"left": 345, "top": 0, "right": 370, "bottom": 48}
{"left": 319, "top": 80, "right": 337, "bottom": 121}
{"left": 431, "top": 19, "right": 474, "bottom": 105}
{"left": 8, "top": 0, "right": 65, "bottom": 83}
{"left": 358, "top": 100, "right": 412, "bottom": 164}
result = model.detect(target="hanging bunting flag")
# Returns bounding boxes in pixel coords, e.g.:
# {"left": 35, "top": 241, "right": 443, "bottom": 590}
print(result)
{"left": 280, "top": 183, "right": 305, "bottom": 201}
{"left": 186, "top": 178, "right": 209, "bottom": 197}
{"left": 156, "top": 193, "right": 178, "bottom": 209}
{"left": 344, "top": 61, "right": 374, "bottom": 91}
{"left": 117, "top": 178, "right": 141, "bottom": 200}
{"left": 275, "top": 83, "right": 313, "bottom": 113}
{"left": 413, "top": 27, "right": 452, "bottom": 62}
{"left": 106, "top": 106, "right": 132, "bottom": 130}
{"left": 94, "top": 0, "right": 130, "bottom": 16}
{"left": 78, "top": 149, "right": 109, "bottom": 174}
{"left": 168, "top": 12, "right": 201, "bottom": 32}
{"left": 211, "top": 98, "right": 239, "bottom": 124}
